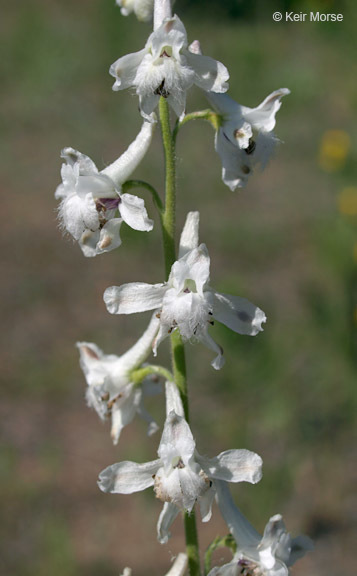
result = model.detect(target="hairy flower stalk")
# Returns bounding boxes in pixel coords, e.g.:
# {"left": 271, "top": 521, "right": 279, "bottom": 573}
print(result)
{"left": 53, "top": 0, "right": 314, "bottom": 574}
{"left": 158, "top": 95, "right": 200, "bottom": 576}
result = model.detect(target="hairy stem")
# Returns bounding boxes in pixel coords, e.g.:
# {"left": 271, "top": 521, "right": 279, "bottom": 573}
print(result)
{"left": 159, "top": 97, "right": 201, "bottom": 576}
{"left": 172, "top": 109, "right": 221, "bottom": 143}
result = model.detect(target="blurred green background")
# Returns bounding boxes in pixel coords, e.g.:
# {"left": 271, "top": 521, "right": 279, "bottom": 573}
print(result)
{"left": 1, "top": 0, "right": 356, "bottom": 574}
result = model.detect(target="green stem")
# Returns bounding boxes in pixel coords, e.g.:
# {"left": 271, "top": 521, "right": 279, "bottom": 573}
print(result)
{"left": 159, "top": 97, "right": 201, "bottom": 576}
{"left": 122, "top": 179, "right": 163, "bottom": 213}
{"left": 159, "top": 97, "right": 177, "bottom": 278}
{"left": 172, "top": 109, "right": 221, "bottom": 143}
{"left": 130, "top": 365, "right": 174, "bottom": 386}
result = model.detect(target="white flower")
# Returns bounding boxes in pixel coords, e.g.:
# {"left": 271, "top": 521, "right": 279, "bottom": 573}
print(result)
{"left": 116, "top": 0, "right": 154, "bottom": 22}
{"left": 206, "top": 89, "right": 290, "bottom": 190}
{"left": 77, "top": 314, "right": 160, "bottom": 444}
{"left": 55, "top": 120, "right": 155, "bottom": 256}
{"left": 110, "top": 0, "right": 229, "bottom": 120}
{"left": 99, "top": 382, "right": 262, "bottom": 536}
{"left": 208, "top": 481, "right": 313, "bottom": 576}
{"left": 103, "top": 211, "right": 266, "bottom": 369}
{"left": 120, "top": 552, "right": 188, "bottom": 576}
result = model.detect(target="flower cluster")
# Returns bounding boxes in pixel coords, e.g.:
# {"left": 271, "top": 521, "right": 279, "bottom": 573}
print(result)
{"left": 110, "top": 0, "right": 229, "bottom": 120}
{"left": 104, "top": 212, "right": 266, "bottom": 369}
{"left": 99, "top": 382, "right": 263, "bottom": 543}
{"left": 54, "top": 0, "right": 312, "bottom": 574}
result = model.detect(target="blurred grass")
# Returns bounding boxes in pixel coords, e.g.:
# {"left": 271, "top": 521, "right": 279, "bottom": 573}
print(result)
{"left": 1, "top": 0, "right": 357, "bottom": 575}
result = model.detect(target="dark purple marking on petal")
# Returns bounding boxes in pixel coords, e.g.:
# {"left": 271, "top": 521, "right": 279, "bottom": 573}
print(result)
{"left": 237, "top": 310, "right": 252, "bottom": 323}
{"left": 97, "top": 197, "right": 121, "bottom": 211}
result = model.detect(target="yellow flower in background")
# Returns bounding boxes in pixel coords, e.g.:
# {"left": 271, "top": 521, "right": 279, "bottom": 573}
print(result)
{"left": 338, "top": 187, "right": 357, "bottom": 217}
{"left": 319, "top": 130, "right": 350, "bottom": 172}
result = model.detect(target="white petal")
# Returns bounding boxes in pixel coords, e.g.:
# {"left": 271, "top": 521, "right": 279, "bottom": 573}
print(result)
{"left": 160, "top": 290, "right": 205, "bottom": 341}
{"left": 110, "top": 48, "right": 147, "bottom": 91}
{"left": 153, "top": 0, "right": 172, "bottom": 30}
{"left": 150, "top": 16, "right": 188, "bottom": 57}
{"left": 242, "top": 88, "right": 290, "bottom": 132}
{"left": 213, "top": 292, "right": 266, "bottom": 336}
{"left": 165, "top": 381, "right": 185, "bottom": 418}
{"left": 119, "top": 313, "right": 160, "bottom": 370}
{"left": 154, "top": 467, "right": 183, "bottom": 505}
{"left": 178, "top": 211, "right": 200, "bottom": 258}
{"left": 96, "top": 218, "right": 123, "bottom": 254}
{"left": 177, "top": 465, "right": 208, "bottom": 511}
{"left": 167, "top": 90, "right": 187, "bottom": 119}
{"left": 206, "top": 92, "right": 241, "bottom": 119}
{"left": 119, "top": 193, "right": 154, "bottom": 231}
{"left": 165, "top": 553, "right": 188, "bottom": 576}
{"left": 98, "top": 459, "right": 160, "bottom": 493}
{"left": 215, "top": 481, "right": 261, "bottom": 550}
{"left": 152, "top": 322, "right": 170, "bottom": 356}
{"left": 61, "top": 147, "right": 98, "bottom": 174}
{"left": 170, "top": 244, "right": 210, "bottom": 294}
{"left": 157, "top": 502, "right": 180, "bottom": 544}
{"left": 199, "top": 485, "right": 215, "bottom": 522}
{"left": 158, "top": 411, "right": 196, "bottom": 468}
{"left": 77, "top": 341, "right": 106, "bottom": 386}
{"left": 110, "top": 386, "right": 141, "bottom": 445}
{"left": 76, "top": 172, "right": 117, "bottom": 198}
{"left": 79, "top": 229, "right": 101, "bottom": 257}
{"left": 184, "top": 50, "right": 229, "bottom": 93}
{"left": 59, "top": 192, "right": 99, "bottom": 241}
{"left": 101, "top": 120, "right": 156, "bottom": 185}
{"left": 198, "top": 449, "right": 262, "bottom": 484}
{"left": 104, "top": 283, "right": 167, "bottom": 314}
{"left": 261, "top": 514, "right": 286, "bottom": 546}
{"left": 139, "top": 92, "right": 161, "bottom": 120}
{"left": 198, "top": 330, "right": 225, "bottom": 370}
{"left": 215, "top": 130, "right": 250, "bottom": 191}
